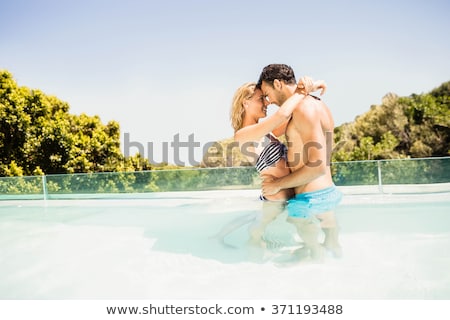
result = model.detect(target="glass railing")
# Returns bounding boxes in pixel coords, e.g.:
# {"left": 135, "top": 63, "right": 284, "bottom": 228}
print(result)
{"left": 0, "top": 175, "right": 45, "bottom": 200}
{"left": 1, "top": 157, "right": 449, "bottom": 200}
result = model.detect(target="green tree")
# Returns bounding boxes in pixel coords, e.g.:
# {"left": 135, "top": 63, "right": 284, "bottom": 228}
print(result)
{"left": 333, "top": 81, "right": 450, "bottom": 161}
{"left": 0, "top": 70, "right": 131, "bottom": 176}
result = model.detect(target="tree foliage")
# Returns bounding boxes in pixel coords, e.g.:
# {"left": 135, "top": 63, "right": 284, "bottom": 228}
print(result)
{"left": 0, "top": 70, "right": 154, "bottom": 176}
{"left": 333, "top": 82, "right": 450, "bottom": 161}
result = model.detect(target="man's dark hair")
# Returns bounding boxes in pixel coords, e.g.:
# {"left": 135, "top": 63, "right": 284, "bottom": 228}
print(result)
{"left": 256, "top": 64, "right": 297, "bottom": 88}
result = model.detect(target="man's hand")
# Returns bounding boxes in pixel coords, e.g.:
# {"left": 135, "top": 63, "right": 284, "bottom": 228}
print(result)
{"left": 261, "top": 173, "right": 281, "bottom": 196}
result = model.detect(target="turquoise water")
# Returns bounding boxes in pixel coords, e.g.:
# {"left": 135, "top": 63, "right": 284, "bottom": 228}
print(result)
{"left": 0, "top": 190, "right": 449, "bottom": 299}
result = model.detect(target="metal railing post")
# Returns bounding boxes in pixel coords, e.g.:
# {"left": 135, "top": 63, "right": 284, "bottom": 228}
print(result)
{"left": 42, "top": 175, "right": 48, "bottom": 201}
{"left": 377, "top": 160, "right": 383, "bottom": 193}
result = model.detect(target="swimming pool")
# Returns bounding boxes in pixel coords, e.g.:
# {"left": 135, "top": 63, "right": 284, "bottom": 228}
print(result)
{"left": 0, "top": 189, "right": 449, "bottom": 299}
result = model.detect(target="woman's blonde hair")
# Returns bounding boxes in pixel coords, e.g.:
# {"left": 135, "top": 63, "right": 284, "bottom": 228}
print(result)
{"left": 230, "top": 82, "right": 256, "bottom": 132}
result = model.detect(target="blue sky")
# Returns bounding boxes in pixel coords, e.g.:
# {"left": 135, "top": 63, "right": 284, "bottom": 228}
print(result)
{"left": 1, "top": 0, "right": 449, "bottom": 165}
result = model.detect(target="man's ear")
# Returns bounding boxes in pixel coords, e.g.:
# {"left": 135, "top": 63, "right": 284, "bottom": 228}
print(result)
{"left": 273, "top": 79, "right": 282, "bottom": 91}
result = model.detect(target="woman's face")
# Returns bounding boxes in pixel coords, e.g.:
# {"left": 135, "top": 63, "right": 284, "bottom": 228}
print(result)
{"left": 245, "top": 88, "right": 267, "bottom": 120}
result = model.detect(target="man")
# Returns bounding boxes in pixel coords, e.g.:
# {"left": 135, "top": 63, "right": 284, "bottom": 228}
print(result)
{"left": 257, "top": 64, "right": 342, "bottom": 260}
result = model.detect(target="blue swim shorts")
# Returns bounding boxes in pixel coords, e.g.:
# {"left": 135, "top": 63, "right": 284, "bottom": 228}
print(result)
{"left": 286, "top": 185, "right": 343, "bottom": 218}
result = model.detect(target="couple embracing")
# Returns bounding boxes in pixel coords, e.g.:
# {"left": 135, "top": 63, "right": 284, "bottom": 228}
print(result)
{"left": 230, "top": 64, "right": 342, "bottom": 261}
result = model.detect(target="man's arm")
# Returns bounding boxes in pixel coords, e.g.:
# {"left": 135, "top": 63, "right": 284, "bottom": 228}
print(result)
{"left": 261, "top": 102, "right": 328, "bottom": 195}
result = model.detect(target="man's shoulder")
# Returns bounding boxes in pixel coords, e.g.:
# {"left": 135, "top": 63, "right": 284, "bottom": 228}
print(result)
{"left": 294, "top": 96, "right": 322, "bottom": 117}
{"left": 289, "top": 96, "right": 327, "bottom": 131}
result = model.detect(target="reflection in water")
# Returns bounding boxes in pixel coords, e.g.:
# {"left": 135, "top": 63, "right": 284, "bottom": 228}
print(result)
{"left": 285, "top": 213, "right": 342, "bottom": 263}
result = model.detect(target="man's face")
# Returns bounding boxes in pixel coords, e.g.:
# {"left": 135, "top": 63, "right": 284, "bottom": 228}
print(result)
{"left": 261, "top": 81, "right": 285, "bottom": 107}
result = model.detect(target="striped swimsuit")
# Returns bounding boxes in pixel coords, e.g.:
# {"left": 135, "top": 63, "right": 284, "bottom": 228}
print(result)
{"left": 255, "top": 134, "right": 287, "bottom": 173}
{"left": 255, "top": 134, "right": 287, "bottom": 201}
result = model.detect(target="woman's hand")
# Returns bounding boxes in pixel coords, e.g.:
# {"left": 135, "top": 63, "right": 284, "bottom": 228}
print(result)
{"left": 297, "top": 76, "right": 327, "bottom": 96}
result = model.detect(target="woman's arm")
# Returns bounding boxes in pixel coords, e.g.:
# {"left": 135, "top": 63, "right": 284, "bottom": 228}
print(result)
{"left": 271, "top": 120, "right": 289, "bottom": 137}
{"left": 234, "top": 92, "right": 305, "bottom": 144}
{"left": 298, "top": 77, "right": 327, "bottom": 96}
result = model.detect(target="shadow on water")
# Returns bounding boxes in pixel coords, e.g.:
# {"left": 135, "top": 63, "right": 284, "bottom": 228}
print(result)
{"left": 140, "top": 203, "right": 305, "bottom": 264}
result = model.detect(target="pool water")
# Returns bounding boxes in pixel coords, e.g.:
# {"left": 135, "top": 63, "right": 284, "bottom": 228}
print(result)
{"left": 0, "top": 190, "right": 449, "bottom": 299}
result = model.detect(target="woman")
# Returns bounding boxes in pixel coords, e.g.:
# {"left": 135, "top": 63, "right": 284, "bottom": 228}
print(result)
{"left": 214, "top": 77, "right": 326, "bottom": 249}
